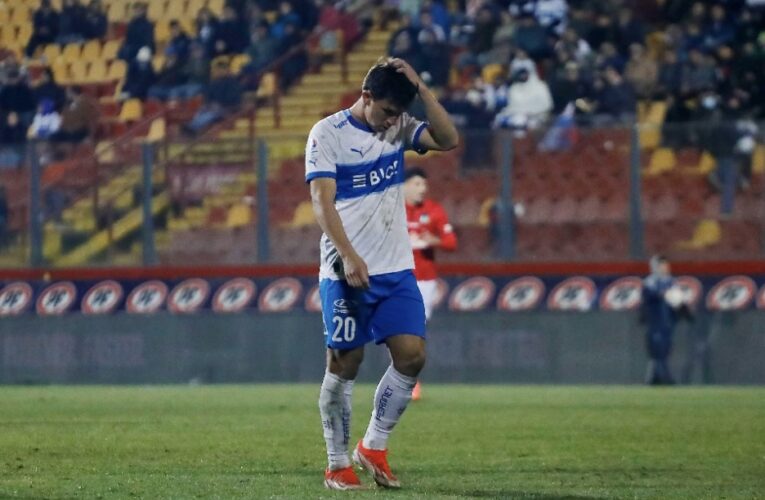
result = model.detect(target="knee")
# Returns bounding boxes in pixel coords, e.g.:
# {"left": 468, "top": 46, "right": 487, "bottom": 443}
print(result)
{"left": 327, "top": 348, "right": 364, "bottom": 380}
{"left": 393, "top": 347, "right": 426, "bottom": 378}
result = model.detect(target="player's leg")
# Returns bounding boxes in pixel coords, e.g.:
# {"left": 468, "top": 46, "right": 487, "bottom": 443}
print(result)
{"left": 354, "top": 271, "right": 426, "bottom": 488}
{"left": 413, "top": 279, "right": 437, "bottom": 400}
{"left": 318, "top": 279, "right": 372, "bottom": 490}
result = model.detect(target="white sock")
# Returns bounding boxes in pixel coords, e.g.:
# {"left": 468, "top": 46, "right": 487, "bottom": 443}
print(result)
{"left": 362, "top": 365, "right": 417, "bottom": 450}
{"left": 319, "top": 370, "right": 354, "bottom": 470}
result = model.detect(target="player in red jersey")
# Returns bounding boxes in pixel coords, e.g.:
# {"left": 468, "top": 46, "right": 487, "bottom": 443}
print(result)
{"left": 403, "top": 167, "right": 458, "bottom": 400}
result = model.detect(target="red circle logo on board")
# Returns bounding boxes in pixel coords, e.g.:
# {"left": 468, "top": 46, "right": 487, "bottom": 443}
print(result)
{"left": 497, "top": 277, "right": 545, "bottom": 311}
{"left": 448, "top": 277, "right": 495, "bottom": 312}
{"left": 168, "top": 279, "right": 211, "bottom": 314}
{"left": 36, "top": 281, "right": 77, "bottom": 315}
{"left": 547, "top": 277, "right": 597, "bottom": 311}
{"left": 126, "top": 281, "right": 168, "bottom": 314}
{"left": 259, "top": 278, "right": 303, "bottom": 312}
{"left": 0, "top": 282, "right": 33, "bottom": 316}
{"left": 673, "top": 276, "right": 703, "bottom": 307}
{"left": 599, "top": 277, "right": 642, "bottom": 311}
{"left": 706, "top": 276, "right": 756, "bottom": 311}
{"left": 212, "top": 278, "right": 256, "bottom": 313}
{"left": 82, "top": 280, "right": 124, "bottom": 314}
{"left": 304, "top": 284, "right": 322, "bottom": 312}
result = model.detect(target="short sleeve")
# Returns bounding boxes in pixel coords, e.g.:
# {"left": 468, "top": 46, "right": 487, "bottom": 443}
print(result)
{"left": 400, "top": 113, "right": 429, "bottom": 155}
{"left": 305, "top": 122, "right": 338, "bottom": 183}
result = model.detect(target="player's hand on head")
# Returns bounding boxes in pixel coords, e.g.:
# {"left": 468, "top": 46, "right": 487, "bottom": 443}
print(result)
{"left": 390, "top": 58, "right": 420, "bottom": 87}
{"left": 342, "top": 252, "right": 370, "bottom": 289}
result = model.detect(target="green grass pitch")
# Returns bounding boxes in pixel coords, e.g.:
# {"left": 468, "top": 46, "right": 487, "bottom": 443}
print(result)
{"left": 1, "top": 385, "right": 763, "bottom": 499}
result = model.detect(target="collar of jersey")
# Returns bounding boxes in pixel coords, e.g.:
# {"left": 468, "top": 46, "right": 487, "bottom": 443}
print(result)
{"left": 344, "top": 109, "right": 374, "bottom": 133}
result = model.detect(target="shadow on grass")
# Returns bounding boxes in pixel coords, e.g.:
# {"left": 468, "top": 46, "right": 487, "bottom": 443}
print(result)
{"left": 428, "top": 488, "right": 603, "bottom": 499}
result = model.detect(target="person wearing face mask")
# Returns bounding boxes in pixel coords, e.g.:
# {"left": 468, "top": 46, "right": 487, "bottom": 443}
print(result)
{"left": 640, "top": 255, "right": 693, "bottom": 385}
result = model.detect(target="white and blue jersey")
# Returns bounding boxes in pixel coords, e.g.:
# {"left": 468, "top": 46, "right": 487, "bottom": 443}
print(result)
{"left": 305, "top": 109, "right": 429, "bottom": 348}
{"left": 305, "top": 109, "right": 428, "bottom": 281}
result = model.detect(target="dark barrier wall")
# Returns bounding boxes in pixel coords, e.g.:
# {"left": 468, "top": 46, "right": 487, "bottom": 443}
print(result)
{"left": 1, "top": 311, "right": 763, "bottom": 385}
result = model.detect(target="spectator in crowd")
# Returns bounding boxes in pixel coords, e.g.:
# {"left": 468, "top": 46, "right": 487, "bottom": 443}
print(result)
{"left": 704, "top": 4, "right": 735, "bottom": 50}
{"left": 615, "top": 7, "right": 646, "bottom": 56}
{"left": 592, "top": 66, "right": 637, "bottom": 124}
{"left": 245, "top": 22, "right": 279, "bottom": 75}
{"left": 83, "top": 0, "right": 108, "bottom": 40}
{"left": 0, "top": 70, "right": 37, "bottom": 126}
{"left": 26, "top": 0, "right": 60, "bottom": 58}
{"left": 484, "top": 11, "right": 516, "bottom": 65}
{"left": 494, "top": 67, "right": 553, "bottom": 131}
{"left": 271, "top": 1, "right": 302, "bottom": 39}
{"left": 682, "top": 48, "right": 717, "bottom": 94}
{"left": 177, "top": 43, "right": 210, "bottom": 100}
{"left": 467, "top": 5, "right": 498, "bottom": 61}
{"left": 418, "top": 9, "right": 446, "bottom": 44}
{"left": 625, "top": 43, "right": 658, "bottom": 99}
{"left": 57, "top": 0, "right": 87, "bottom": 44}
{"left": 51, "top": 86, "right": 99, "bottom": 143}
{"left": 27, "top": 99, "right": 61, "bottom": 140}
{"left": 387, "top": 14, "right": 417, "bottom": 56}
{"left": 550, "top": 61, "right": 590, "bottom": 115}
{"left": 183, "top": 61, "right": 243, "bottom": 135}
{"left": 511, "top": 0, "right": 568, "bottom": 34}
{"left": 196, "top": 7, "right": 220, "bottom": 57}
{"left": 513, "top": 14, "right": 551, "bottom": 60}
{"left": 594, "top": 42, "right": 625, "bottom": 73}
{"left": 119, "top": 2, "right": 155, "bottom": 61}
{"left": 417, "top": 28, "right": 450, "bottom": 88}
{"left": 214, "top": 5, "right": 250, "bottom": 55}
{"left": 420, "top": 0, "right": 450, "bottom": 40}
{"left": 147, "top": 53, "right": 189, "bottom": 101}
{"left": 316, "top": 0, "right": 361, "bottom": 51}
{"left": 122, "top": 47, "right": 157, "bottom": 100}
{"left": 33, "top": 68, "right": 66, "bottom": 112}
{"left": 166, "top": 20, "right": 192, "bottom": 62}
{"left": 389, "top": 28, "right": 420, "bottom": 68}
{"left": 555, "top": 27, "right": 592, "bottom": 65}
{"left": 278, "top": 21, "right": 308, "bottom": 88}
{"left": 587, "top": 13, "right": 616, "bottom": 50}
{"left": 0, "top": 112, "right": 27, "bottom": 169}
{"left": 657, "top": 49, "right": 684, "bottom": 97}
{"left": 509, "top": 48, "right": 536, "bottom": 80}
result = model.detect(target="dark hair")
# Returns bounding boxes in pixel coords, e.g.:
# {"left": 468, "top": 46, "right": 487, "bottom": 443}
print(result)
{"left": 362, "top": 59, "right": 418, "bottom": 109}
{"left": 405, "top": 167, "right": 427, "bottom": 181}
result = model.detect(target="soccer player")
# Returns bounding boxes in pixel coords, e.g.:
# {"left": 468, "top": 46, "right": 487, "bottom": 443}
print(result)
{"left": 403, "top": 167, "right": 458, "bottom": 400}
{"left": 306, "top": 58, "right": 458, "bottom": 490}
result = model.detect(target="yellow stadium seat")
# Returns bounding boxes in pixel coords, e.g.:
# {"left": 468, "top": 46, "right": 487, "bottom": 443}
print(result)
{"left": 286, "top": 201, "right": 315, "bottom": 227}
{"left": 226, "top": 203, "right": 252, "bottom": 228}
{"left": 645, "top": 147, "right": 676, "bottom": 176}
{"left": 256, "top": 72, "right": 276, "bottom": 98}
{"left": 477, "top": 197, "right": 496, "bottom": 227}
{"left": 107, "top": 0, "right": 127, "bottom": 22}
{"left": 0, "top": 9, "right": 9, "bottom": 24}
{"left": 481, "top": 63, "right": 504, "bottom": 84}
{"left": 154, "top": 20, "right": 171, "bottom": 43}
{"left": 16, "top": 23, "right": 31, "bottom": 45}
{"left": 147, "top": 1, "right": 166, "bottom": 20}
{"left": 10, "top": 6, "right": 29, "bottom": 24}
{"left": 41, "top": 44, "right": 61, "bottom": 62}
{"left": 51, "top": 60, "right": 70, "bottom": 84}
{"left": 119, "top": 99, "right": 143, "bottom": 122}
{"left": 693, "top": 151, "right": 716, "bottom": 175}
{"left": 87, "top": 60, "right": 108, "bottom": 82}
{"left": 108, "top": 59, "right": 127, "bottom": 80}
{"left": 231, "top": 54, "right": 250, "bottom": 74}
{"left": 102, "top": 39, "right": 121, "bottom": 60}
{"left": 81, "top": 40, "right": 101, "bottom": 61}
{"left": 165, "top": 1, "right": 185, "bottom": 20}
{"left": 207, "top": 0, "right": 225, "bottom": 15}
{"left": 61, "top": 43, "right": 82, "bottom": 62}
{"left": 147, "top": 118, "right": 166, "bottom": 142}
{"left": 69, "top": 60, "right": 89, "bottom": 82}
{"left": 0, "top": 26, "right": 15, "bottom": 46}
{"left": 752, "top": 145, "right": 765, "bottom": 174}
{"left": 675, "top": 219, "right": 721, "bottom": 250}
{"left": 152, "top": 55, "right": 165, "bottom": 73}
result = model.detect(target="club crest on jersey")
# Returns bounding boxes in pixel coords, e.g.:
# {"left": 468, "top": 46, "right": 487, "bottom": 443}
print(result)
{"left": 82, "top": 280, "right": 124, "bottom": 314}
{"left": 599, "top": 277, "right": 642, "bottom": 311}
{"left": 0, "top": 282, "right": 33, "bottom": 316}
{"left": 706, "top": 276, "right": 755, "bottom": 311}
{"left": 212, "top": 278, "right": 256, "bottom": 313}
{"left": 36, "top": 281, "right": 77, "bottom": 315}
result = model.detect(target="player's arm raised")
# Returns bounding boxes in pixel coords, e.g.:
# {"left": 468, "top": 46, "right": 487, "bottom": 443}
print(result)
{"left": 310, "top": 178, "right": 370, "bottom": 289}
{"left": 390, "top": 58, "right": 459, "bottom": 152}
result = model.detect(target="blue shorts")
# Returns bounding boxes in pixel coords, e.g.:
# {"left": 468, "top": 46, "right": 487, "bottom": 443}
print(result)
{"left": 320, "top": 270, "right": 426, "bottom": 350}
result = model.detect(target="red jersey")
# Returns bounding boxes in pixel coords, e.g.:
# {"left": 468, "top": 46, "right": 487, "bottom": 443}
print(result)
{"left": 406, "top": 199, "right": 457, "bottom": 280}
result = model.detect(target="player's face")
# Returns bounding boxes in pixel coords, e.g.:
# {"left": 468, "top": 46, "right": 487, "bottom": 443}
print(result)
{"left": 363, "top": 94, "right": 404, "bottom": 132}
{"left": 404, "top": 175, "right": 427, "bottom": 205}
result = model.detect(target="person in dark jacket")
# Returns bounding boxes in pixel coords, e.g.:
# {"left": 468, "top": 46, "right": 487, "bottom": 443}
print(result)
{"left": 0, "top": 70, "right": 37, "bottom": 126}
{"left": 119, "top": 2, "right": 155, "bottom": 61}
{"left": 83, "top": 0, "right": 108, "bottom": 39}
{"left": 147, "top": 53, "right": 189, "bottom": 101}
{"left": 26, "top": 0, "right": 60, "bottom": 57}
{"left": 57, "top": 0, "right": 87, "bottom": 44}
{"left": 213, "top": 5, "right": 250, "bottom": 55}
{"left": 122, "top": 47, "right": 157, "bottom": 99}
{"left": 34, "top": 68, "right": 67, "bottom": 112}
{"left": 195, "top": 7, "right": 219, "bottom": 57}
{"left": 166, "top": 20, "right": 191, "bottom": 62}
{"left": 0, "top": 112, "right": 27, "bottom": 169}
{"left": 183, "top": 61, "right": 242, "bottom": 134}
{"left": 641, "top": 255, "right": 692, "bottom": 385}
